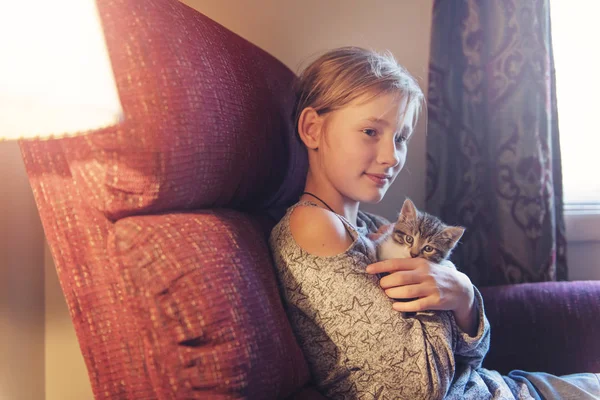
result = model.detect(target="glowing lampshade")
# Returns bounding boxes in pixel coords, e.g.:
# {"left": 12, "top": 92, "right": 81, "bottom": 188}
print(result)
{"left": 0, "top": 0, "right": 123, "bottom": 140}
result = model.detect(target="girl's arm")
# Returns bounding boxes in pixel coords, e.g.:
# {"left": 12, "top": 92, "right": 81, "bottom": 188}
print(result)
{"left": 452, "top": 285, "right": 491, "bottom": 369}
{"left": 451, "top": 271, "right": 477, "bottom": 336}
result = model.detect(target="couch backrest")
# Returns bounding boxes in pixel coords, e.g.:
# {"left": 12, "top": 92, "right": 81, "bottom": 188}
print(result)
{"left": 20, "top": 0, "right": 313, "bottom": 398}
{"left": 61, "top": 0, "right": 308, "bottom": 222}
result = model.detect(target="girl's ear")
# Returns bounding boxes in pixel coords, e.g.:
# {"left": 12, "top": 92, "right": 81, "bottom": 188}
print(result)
{"left": 297, "top": 107, "right": 323, "bottom": 150}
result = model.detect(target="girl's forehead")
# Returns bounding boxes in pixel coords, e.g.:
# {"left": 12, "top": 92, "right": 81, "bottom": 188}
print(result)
{"left": 350, "top": 91, "right": 407, "bottom": 109}
{"left": 343, "top": 92, "right": 413, "bottom": 123}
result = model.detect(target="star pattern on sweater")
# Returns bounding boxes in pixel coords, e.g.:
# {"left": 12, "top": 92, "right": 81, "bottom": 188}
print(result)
{"left": 360, "top": 329, "right": 384, "bottom": 352}
{"left": 358, "top": 384, "right": 385, "bottom": 400}
{"left": 339, "top": 296, "right": 374, "bottom": 326}
{"left": 306, "top": 258, "right": 324, "bottom": 272}
{"left": 285, "top": 281, "right": 309, "bottom": 305}
{"left": 313, "top": 309, "right": 336, "bottom": 329}
{"left": 389, "top": 347, "right": 423, "bottom": 378}
{"left": 333, "top": 249, "right": 369, "bottom": 281}
{"left": 422, "top": 317, "right": 455, "bottom": 352}
{"left": 315, "top": 275, "right": 334, "bottom": 297}
{"left": 352, "top": 359, "right": 379, "bottom": 385}
{"left": 289, "top": 249, "right": 306, "bottom": 267}
{"left": 381, "top": 314, "right": 401, "bottom": 331}
{"left": 331, "top": 330, "right": 358, "bottom": 357}
{"left": 332, "top": 266, "right": 362, "bottom": 281}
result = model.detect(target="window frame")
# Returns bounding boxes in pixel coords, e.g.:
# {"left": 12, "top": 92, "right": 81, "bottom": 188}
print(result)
{"left": 564, "top": 204, "right": 600, "bottom": 243}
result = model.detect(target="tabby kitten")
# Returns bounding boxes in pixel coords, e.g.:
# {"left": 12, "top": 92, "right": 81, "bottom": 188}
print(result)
{"left": 370, "top": 198, "right": 465, "bottom": 316}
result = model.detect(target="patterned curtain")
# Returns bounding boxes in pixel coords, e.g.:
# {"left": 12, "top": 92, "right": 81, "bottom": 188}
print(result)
{"left": 426, "top": 0, "right": 567, "bottom": 286}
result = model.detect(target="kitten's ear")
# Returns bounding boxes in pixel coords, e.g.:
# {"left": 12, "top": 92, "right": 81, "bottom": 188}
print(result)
{"left": 399, "top": 198, "right": 418, "bottom": 221}
{"left": 443, "top": 226, "right": 465, "bottom": 246}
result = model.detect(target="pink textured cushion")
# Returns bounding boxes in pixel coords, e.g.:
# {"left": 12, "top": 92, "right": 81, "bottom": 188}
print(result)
{"left": 108, "top": 210, "right": 311, "bottom": 398}
{"left": 64, "top": 0, "right": 307, "bottom": 221}
{"left": 21, "top": 140, "right": 157, "bottom": 399}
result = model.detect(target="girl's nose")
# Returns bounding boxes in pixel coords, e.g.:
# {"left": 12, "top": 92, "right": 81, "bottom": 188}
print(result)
{"left": 377, "top": 139, "right": 401, "bottom": 167}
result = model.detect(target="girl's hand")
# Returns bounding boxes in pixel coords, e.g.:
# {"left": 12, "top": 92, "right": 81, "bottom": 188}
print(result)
{"left": 365, "top": 258, "right": 477, "bottom": 334}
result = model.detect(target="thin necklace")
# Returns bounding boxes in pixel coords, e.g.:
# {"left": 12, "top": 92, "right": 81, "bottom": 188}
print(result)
{"left": 301, "top": 191, "right": 356, "bottom": 237}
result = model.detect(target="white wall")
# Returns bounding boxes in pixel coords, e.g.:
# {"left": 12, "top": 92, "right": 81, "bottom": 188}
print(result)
{"left": 0, "top": 141, "right": 93, "bottom": 400}
{"left": 45, "top": 242, "right": 94, "bottom": 400}
{"left": 0, "top": 141, "right": 45, "bottom": 400}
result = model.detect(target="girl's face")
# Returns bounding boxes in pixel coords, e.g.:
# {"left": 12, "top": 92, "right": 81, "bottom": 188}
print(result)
{"left": 317, "top": 91, "right": 415, "bottom": 204}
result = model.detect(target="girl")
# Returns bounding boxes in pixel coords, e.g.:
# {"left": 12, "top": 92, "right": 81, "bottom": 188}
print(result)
{"left": 268, "top": 46, "right": 599, "bottom": 399}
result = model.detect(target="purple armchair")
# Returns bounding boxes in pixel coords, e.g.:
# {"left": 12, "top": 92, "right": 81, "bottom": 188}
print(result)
{"left": 481, "top": 281, "right": 600, "bottom": 375}
{"left": 19, "top": 0, "right": 599, "bottom": 398}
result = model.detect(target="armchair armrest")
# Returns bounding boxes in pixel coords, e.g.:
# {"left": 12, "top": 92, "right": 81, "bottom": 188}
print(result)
{"left": 480, "top": 281, "right": 600, "bottom": 375}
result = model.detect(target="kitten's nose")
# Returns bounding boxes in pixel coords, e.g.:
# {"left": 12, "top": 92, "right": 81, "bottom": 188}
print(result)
{"left": 410, "top": 252, "right": 419, "bottom": 258}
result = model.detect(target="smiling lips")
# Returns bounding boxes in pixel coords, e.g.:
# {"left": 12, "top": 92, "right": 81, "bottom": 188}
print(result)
{"left": 365, "top": 173, "right": 391, "bottom": 186}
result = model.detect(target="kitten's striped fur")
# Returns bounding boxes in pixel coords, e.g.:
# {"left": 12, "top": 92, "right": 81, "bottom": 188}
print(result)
{"left": 376, "top": 198, "right": 464, "bottom": 264}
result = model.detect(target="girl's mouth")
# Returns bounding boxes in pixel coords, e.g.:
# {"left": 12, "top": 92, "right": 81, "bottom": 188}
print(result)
{"left": 365, "top": 173, "right": 389, "bottom": 186}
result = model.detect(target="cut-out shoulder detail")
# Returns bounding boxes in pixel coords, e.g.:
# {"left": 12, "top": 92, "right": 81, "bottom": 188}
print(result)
{"left": 271, "top": 199, "right": 375, "bottom": 263}
{"left": 290, "top": 204, "right": 355, "bottom": 257}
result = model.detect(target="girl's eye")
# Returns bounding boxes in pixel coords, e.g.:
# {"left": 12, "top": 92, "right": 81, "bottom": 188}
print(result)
{"left": 423, "top": 245, "right": 434, "bottom": 253}
{"left": 405, "top": 235, "right": 414, "bottom": 244}
{"left": 395, "top": 135, "right": 408, "bottom": 144}
{"left": 362, "top": 128, "right": 409, "bottom": 144}
{"left": 362, "top": 128, "right": 377, "bottom": 137}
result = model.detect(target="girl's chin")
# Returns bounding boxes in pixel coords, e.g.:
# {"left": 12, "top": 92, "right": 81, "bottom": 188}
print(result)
{"left": 361, "top": 188, "right": 387, "bottom": 203}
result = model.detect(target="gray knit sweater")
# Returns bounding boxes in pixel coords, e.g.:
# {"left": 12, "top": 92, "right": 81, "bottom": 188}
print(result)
{"left": 269, "top": 200, "right": 535, "bottom": 399}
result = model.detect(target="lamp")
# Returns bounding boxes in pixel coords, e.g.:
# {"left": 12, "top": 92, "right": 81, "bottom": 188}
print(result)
{"left": 0, "top": 0, "right": 123, "bottom": 140}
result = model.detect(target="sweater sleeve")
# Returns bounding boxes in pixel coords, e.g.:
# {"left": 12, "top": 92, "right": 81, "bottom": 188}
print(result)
{"left": 451, "top": 285, "right": 491, "bottom": 369}
{"left": 358, "top": 210, "right": 392, "bottom": 231}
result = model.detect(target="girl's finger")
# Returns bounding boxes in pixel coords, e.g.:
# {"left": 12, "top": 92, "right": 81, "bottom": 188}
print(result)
{"left": 383, "top": 282, "right": 428, "bottom": 300}
{"left": 379, "top": 270, "right": 421, "bottom": 289}
{"left": 366, "top": 257, "right": 419, "bottom": 274}
{"left": 392, "top": 296, "right": 434, "bottom": 313}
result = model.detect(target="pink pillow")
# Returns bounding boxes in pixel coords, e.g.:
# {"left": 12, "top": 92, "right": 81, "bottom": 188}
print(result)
{"left": 108, "top": 210, "right": 311, "bottom": 398}
{"left": 63, "top": 0, "right": 307, "bottom": 220}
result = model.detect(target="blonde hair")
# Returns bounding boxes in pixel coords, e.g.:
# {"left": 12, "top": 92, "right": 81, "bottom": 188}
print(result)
{"left": 293, "top": 46, "right": 424, "bottom": 140}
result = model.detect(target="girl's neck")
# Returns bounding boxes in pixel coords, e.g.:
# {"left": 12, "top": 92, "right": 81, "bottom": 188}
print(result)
{"left": 300, "top": 185, "right": 360, "bottom": 227}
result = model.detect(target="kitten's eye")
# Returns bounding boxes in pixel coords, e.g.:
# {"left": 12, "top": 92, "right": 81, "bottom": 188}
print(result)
{"left": 405, "top": 235, "right": 414, "bottom": 244}
{"left": 423, "top": 245, "right": 434, "bottom": 253}
{"left": 362, "top": 128, "right": 377, "bottom": 137}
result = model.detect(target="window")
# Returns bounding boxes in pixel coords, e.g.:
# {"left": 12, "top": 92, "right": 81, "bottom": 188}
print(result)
{"left": 551, "top": 1, "right": 600, "bottom": 207}
{"left": 551, "top": 1, "right": 600, "bottom": 244}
